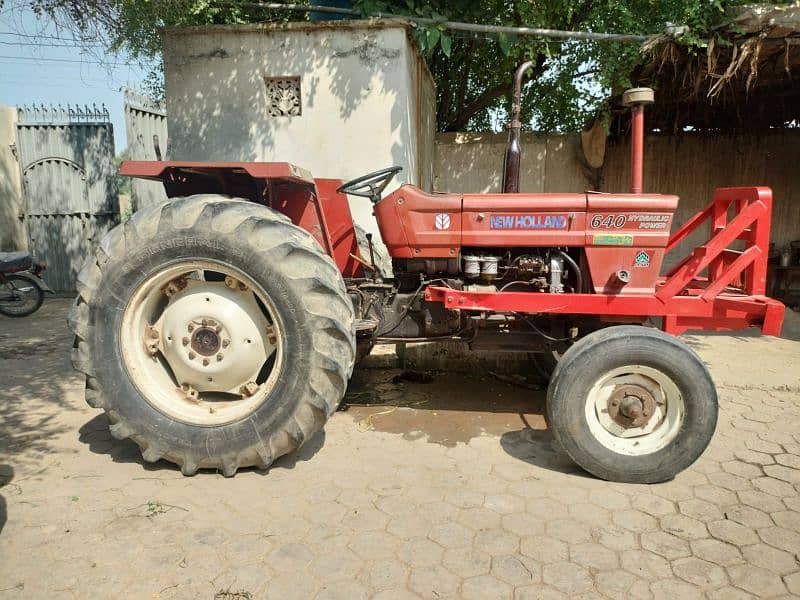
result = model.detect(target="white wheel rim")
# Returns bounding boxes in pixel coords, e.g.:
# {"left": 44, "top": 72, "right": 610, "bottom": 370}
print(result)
{"left": 120, "top": 260, "right": 284, "bottom": 426}
{"left": 584, "top": 365, "right": 684, "bottom": 456}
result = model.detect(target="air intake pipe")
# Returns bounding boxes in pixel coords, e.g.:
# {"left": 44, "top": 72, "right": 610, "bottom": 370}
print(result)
{"left": 622, "top": 87, "right": 654, "bottom": 194}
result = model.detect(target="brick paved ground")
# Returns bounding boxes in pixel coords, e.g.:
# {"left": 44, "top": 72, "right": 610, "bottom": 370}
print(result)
{"left": 1, "top": 299, "right": 799, "bottom": 599}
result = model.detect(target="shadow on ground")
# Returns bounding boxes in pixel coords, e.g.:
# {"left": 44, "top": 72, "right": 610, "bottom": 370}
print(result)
{"left": 0, "top": 464, "right": 12, "bottom": 534}
{"left": 343, "top": 366, "right": 589, "bottom": 477}
{"left": 78, "top": 412, "right": 327, "bottom": 476}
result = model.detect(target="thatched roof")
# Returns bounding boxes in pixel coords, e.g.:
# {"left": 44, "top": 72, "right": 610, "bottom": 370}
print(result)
{"left": 610, "top": 4, "right": 800, "bottom": 134}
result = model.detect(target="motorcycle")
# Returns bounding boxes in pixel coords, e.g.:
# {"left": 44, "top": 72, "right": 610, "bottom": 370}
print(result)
{"left": 0, "top": 251, "right": 53, "bottom": 317}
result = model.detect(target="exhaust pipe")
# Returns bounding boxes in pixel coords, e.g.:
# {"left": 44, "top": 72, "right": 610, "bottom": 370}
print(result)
{"left": 502, "top": 61, "right": 535, "bottom": 193}
{"left": 622, "top": 87, "right": 654, "bottom": 194}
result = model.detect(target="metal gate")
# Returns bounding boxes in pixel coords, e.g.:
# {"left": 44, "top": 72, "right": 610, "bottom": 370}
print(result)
{"left": 124, "top": 88, "right": 168, "bottom": 211}
{"left": 16, "top": 105, "right": 119, "bottom": 292}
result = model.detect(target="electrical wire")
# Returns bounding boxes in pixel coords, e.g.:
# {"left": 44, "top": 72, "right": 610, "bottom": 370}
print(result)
{"left": 517, "top": 314, "right": 576, "bottom": 342}
{"left": 373, "top": 278, "right": 452, "bottom": 337}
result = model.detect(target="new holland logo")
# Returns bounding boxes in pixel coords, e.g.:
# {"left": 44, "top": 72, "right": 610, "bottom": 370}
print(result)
{"left": 489, "top": 214, "right": 568, "bottom": 230}
{"left": 434, "top": 213, "right": 451, "bottom": 230}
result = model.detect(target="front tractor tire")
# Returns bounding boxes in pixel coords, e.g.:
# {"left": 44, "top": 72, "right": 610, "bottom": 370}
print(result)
{"left": 68, "top": 195, "right": 355, "bottom": 476}
{"left": 546, "top": 326, "right": 717, "bottom": 483}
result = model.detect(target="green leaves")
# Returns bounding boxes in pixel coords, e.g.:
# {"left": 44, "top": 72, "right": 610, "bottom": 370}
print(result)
{"left": 24, "top": 0, "right": 765, "bottom": 133}
{"left": 497, "top": 32, "right": 513, "bottom": 57}
{"left": 440, "top": 32, "right": 452, "bottom": 57}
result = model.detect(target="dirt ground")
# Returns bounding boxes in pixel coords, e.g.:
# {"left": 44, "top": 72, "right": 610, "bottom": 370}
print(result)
{"left": 1, "top": 298, "right": 800, "bottom": 599}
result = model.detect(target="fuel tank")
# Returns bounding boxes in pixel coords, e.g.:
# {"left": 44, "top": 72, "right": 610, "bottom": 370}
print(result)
{"left": 374, "top": 184, "right": 679, "bottom": 294}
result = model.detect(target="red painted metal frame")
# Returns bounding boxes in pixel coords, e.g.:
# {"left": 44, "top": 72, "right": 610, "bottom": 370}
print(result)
{"left": 425, "top": 187, "right": 785, "bottom": 337}
{"left": 120, "top": 160, "right": 314, "bottom": 185}
{"left": 120, "top": 160, "right": 365, "bottom": 276}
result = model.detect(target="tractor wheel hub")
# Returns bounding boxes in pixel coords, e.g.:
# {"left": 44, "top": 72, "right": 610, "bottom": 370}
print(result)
{"left": 608, "top": 384, "right": 656, "bottom": 429}
{"left": 191, "top": 326, "right": 221, "bottom": 356}
{"left": 151, "top": 279, "right": 276, "bottom": 394}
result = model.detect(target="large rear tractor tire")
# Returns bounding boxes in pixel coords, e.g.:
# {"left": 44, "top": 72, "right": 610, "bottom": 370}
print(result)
{"left": 68, "top": 195, "right": 355, "bottom": 476}
{"left": 546, "top": 326, "right": 717, "bottom": 483}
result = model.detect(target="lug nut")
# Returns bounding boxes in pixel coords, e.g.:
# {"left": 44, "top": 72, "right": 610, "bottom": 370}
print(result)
{"left": 188, "top": 323, "right": 194, "bottom": 332}
{"left": 222, "top": 339, "right": 230, "bottom": 348}
{"left": 182, "top": 337, "right": 190, "bottom": 346}
{"left": 240, "top": 381, "right": 259, "bottom": 397}
{"left": 216, "top": 353, "right": 223, "bottom": 361}
{"left": 202, "top": 358, "right": 209, "bottom": 366}
{"left": 201, "top": 319, "right": 208, "bottom": 326}
{"left": 188, "top": 351, "right": 196, "bottom": 360}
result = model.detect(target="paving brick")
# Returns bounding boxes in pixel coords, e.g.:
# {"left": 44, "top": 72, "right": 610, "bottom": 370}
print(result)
{"left": 660, "top": 514, "right": 709, "bottom": 540}
{"left": 724, "top": 505, "right": 773, "bottom": 529}
{"left": 490, "top": 555, "right": 541, "bottom": 586}
{"left": 542, "top": 561, "right": 593, "bottom": 595}
{"left": 784, "top": 571, "right": 800, "bottom": 596}
{"left": 461, "top": 574, "right": 513, "bottom": 600}
{"left": 671, "top": 557, "right": 727, "bottom": 588}
{"left": 591, "top": 525, "right": 639, "bottom": 552}
{"left": 631, "top": 493, "right": 676, "bottom": 517}
{"left": 690, "top": 538, "right": 744, "bottom": 567}
{"left": 484, "top": 494, "right": 526, "bottom": 515}
{"left": 620, "top": 549, "right": 673, "bottom": 580}
{"left": 398, "top": 539, "right": 444, "bottom": 568}
{"left": 594, "top": 569, "right": 642, "bottom": 598}
{"left": 440, "top": 546, "right": 491, "bottom": 578}
{"left": 519, "top": 535, "right": 568, "bottom": 564}
{"left": 514, "top": 584, "right": 567, "bottom": 600}
{"left": 752, "top": 476, "right": 797, "bottom": 498}
{"left": 727, "top": 564, "right": 788, "bottom": 597}
{"left": 707, "top": 519, "right": 759, "bottom": 546}
{"left": 757, "top": 526, "right": 800, "bottom": 554}
{"left": 705, "top": 586, "right": 757, "bottom": 600}
{"left": 365, "top": 559, "right": 409, "bottom": 591}
{"left": 613, "top": 509, "right": 659, "bottom": 533}
{"left": 737, "top": 489, "right": 787, "bottom": 513}
{"left": 570, "top": 542, "right": 619, "bottom": 571}
{"left": 474, "top": 528, "right": 520, "bottom": 556}
{"left": 588, "top": 489, "right": 631, "bottom": 510}
{"left": 735, "top": 449, "right": 775, "bottom": 466}
{"left": 545, "top": 518, "right": 591, "bottom": 544}
{"left": 771, "top": 510, "right": 800, "bottom": 533}
{"left": 641, "top": 531, "right": 691, "bottom": 560}
{"left": 429, "top": 521, "right": 474, "bottom": 549}
{"left": 678, "top": 498, "right": 724, "bottom": 522}
{"left": 741, "top": 543, "right": 799, "bottom": 575}
{"left": 408, "top": 565, "right": 460, "bottom": 600}
{"left": 650, "top": 578, "right": 704, "bottom": 600}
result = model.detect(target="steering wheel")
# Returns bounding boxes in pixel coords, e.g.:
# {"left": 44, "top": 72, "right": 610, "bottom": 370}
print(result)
{"left": 336, "top": 166, "right": 403, "bottom": 204}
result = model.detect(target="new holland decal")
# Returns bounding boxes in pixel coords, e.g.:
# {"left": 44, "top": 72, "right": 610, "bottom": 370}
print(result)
{"left": 434, "top": 213, "right": 451, "bottom": 230}
{"left": 489, "top": 214, "right": 568, "bottom": 230}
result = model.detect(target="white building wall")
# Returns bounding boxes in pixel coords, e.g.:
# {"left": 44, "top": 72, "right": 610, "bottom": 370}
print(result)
{"left": 0, "top": 106, "right": 25, "bottom": 251}
{"left": 163, "top": 20, "right": 436, "bottom": 237}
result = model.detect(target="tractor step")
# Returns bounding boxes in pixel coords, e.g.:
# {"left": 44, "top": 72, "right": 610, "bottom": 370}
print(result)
{"left": 355, "top": 318, "right": 379, "bottom": 333}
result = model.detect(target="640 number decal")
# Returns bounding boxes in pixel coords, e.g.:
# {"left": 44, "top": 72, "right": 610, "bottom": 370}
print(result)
{"left": 591, "top": 214, "right": 628, "bottom": 229}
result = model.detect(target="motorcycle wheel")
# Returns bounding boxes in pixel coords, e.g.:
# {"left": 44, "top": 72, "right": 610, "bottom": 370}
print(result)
{"left": 0, "top": 274, "right": 45, "bottom": 317}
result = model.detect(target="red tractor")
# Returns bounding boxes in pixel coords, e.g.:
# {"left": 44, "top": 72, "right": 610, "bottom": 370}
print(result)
{"left": 69, "top": 65, "right": 784, "bottom": 482}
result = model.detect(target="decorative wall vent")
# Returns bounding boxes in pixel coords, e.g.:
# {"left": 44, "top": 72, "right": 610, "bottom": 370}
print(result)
{"left": 264, "top": 76, "right": 302, "bottom": 117}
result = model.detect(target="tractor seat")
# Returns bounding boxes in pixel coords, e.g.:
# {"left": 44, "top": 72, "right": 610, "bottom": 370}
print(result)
{"left": 0, "top": 251, "right": 33, "bottom": 272}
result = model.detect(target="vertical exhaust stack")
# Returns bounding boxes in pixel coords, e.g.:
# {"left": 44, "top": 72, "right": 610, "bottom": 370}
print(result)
{"left": 622, "top": 87, "right": 654, "bottom": 194}
{"left": 502, "top": 61, "right": 535, "bottom": 193}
